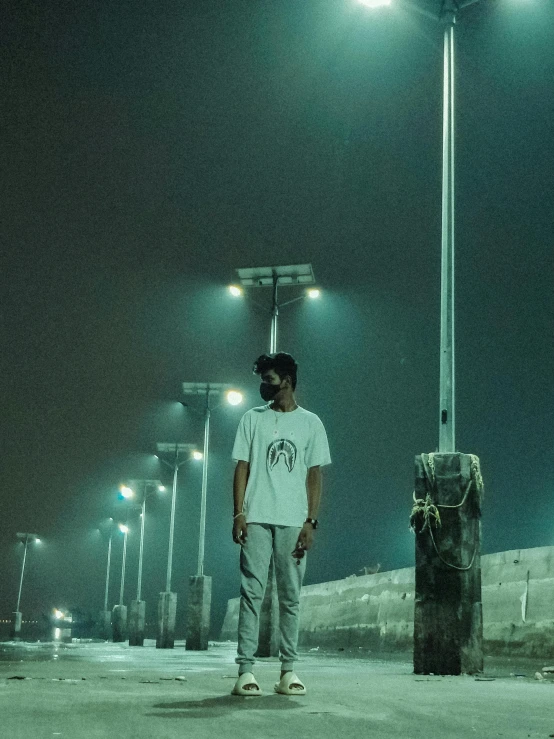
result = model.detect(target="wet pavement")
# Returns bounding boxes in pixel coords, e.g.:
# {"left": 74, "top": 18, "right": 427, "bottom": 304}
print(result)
{"left": 0, "top": 640, "right": 552, "bottom": 739}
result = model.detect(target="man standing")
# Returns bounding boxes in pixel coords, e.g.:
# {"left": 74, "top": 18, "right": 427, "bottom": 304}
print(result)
{"left": 231, "top": 352, "right": 331, "bottom": 696}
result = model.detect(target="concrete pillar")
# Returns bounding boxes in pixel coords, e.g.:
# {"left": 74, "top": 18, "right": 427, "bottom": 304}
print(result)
{"left": 10, "top": 611, "right": 22, "bottom": 640}
{"left": 128, "top": 600, "right": 146, "bottom": 646}
{"left": 186, "top": 575, "right": 211, "bottom": 651}
{"left": 413, "top": 452, "right": 484, "bottom": 675}
{"left": 98, "top": 610, "right": 111, "bottom": 640}
{"left": 112, "top": 604, "right": 127, "bottom": 643}
{"left": 157, "top": 592, "right": 177, "bottom": 649}
{"left": 255, "top": 555, "right": 280, "bottom": 657}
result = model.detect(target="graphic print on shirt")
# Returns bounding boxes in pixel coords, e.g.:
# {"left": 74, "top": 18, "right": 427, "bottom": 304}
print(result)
{"left": 267, "top": 438, "right": 297, "bottom": 473}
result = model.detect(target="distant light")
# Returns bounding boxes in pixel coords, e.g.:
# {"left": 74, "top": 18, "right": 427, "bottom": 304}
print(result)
{"left": 119, "top": 485, "right": 134, "bottom": 499}
{"left": 193, "top": 451, "right": 203, "bottom": 461}
{"left": 358, "top": 0, "right": 391, "bottom": 7}
{"left": 54, "top": 609, "right": 64, "bottom": 620}
{"left": 307, "top": 288, "right": 321, "bottom": 299}
{"left": 226, "top": 390, "right": 243, "bottom": 406}
{"left": 158, "top": 485, "right": 165, "bottom": 492}
{"left": 109, "top": 518, "right": 113, "bottom": 521}
{"left": 119, "top": 524, "right": 129, "bottom": 534}
{"left": 54, "top": 628, "right": 61, "bottom": 640}
{"left": 35, "top": 538, "right": 41, "bottom": 544}
{"left": 229, "top": 285, "right": 243, "bottom": 297}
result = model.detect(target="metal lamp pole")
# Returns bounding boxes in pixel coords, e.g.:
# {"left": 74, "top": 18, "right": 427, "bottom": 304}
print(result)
{"left": 155, "top": 444, "right": 197, "bottom": 591}
{"left": 155, "top": 442, "right": 198, "bottom": 649}
{"left": 198, "top": 389, "right": 211, "bottom": 578}
{"left": 181, "top": 382, "right": 243, "bottom": 650}
{"left": 103, "top": 529, "right": 113, "bottom": 613}
{"left": 112, "top": 524, "right": 129, "bottom": 642}
{"left": 119, "top": 526, "right": 128, "bottom": 606}
{"left": 270, "top": 275, "right": 279, "bottom": 353}
{"left": 439, "top": 0, "right": 457, "bottom": 453}
{"left": 167, "top": 458, "right": 179, "bottom": 591}
{"left": 15, "top": 535, "right": 31, "bottom": 614}
{"left": 12, "top": 532, "right": 39, "bottom": 638}
{"left": 124, "top": 480, "right": 163, "bottom": 602}
{"left": 121, "top": 479, "right": 163, "bottom": 646}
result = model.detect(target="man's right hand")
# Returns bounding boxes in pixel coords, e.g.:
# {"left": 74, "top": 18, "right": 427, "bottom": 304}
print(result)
{"left": 232, "top": 514, "right": 248, "bottom": 545}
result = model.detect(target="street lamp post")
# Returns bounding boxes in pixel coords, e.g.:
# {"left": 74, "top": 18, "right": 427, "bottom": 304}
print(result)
{"left": 155, "top": 443, "right": 198, "bottom": 649}
{"left": 439, "top": 0, "right": 457, "bottom": 454}
{"left": 182, "top": 382, "right": 243, "bottom": 650}
{"left": 11, "top": 533, "right": 40, "bottom": 640}
{"left": 112, "top": 524, "right": 129, "bottom": 643}
{"left": 358, "top": 0, "right": 486, "bottom": 674}
{"left": 121, "top": 480, "right": 164, "bottom": 646}
{"left": 229, "top": 263, "right": 320, "bottom": 657}
{"left": 98, "top": 518, "right": 115, "bottom": 639}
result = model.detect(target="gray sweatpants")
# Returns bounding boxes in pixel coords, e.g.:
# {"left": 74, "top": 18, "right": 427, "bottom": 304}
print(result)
{"left": 236, "top": 523, "right": 306, "bottom": 675}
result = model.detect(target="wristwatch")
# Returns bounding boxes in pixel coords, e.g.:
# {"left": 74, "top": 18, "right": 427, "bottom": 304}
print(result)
{"left": 304, "top": 518, "right": 318, "bottom": 530}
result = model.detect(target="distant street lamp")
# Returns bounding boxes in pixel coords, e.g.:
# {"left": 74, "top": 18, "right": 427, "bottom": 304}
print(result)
{"left": 155, "top": 442, "right": 200, "bottom": 650}
{"left": 118, "top": 524, "right": 129, "bottom": 606}
{"left": 181, "top": 382, "right": 244, "bottom": 650}
{"left": 11, "top": 533, "right": 40, "bottom": 640}
{"left": 121, "top": 480, "right": 164, "bottom": 646}
{"left": 112, "top": 523, "right": 129, "bottom": 643}
{"left": 230, "top": 262, "right": 320, "bottom": 354}
{"left": 97, "top": 518, "right": 115, "bottom": 638}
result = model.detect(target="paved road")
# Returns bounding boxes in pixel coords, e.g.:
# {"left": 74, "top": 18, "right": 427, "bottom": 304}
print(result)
{"left": 1, "top": 641, "right": 552, "bottom": 739}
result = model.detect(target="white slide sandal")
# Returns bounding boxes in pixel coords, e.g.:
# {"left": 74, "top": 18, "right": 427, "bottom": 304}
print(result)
{"left": 231, "top": 672, "right": 263, "bottom": 696}
{"left": 274, "top": 672, "right": 306, "bottom": 695}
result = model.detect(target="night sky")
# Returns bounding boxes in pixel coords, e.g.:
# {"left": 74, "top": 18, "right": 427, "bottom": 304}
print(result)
{"left": 2, "top": 0, "right": 553, "bottom": 636}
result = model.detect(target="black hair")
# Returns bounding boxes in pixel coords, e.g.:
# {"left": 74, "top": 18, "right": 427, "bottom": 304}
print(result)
{"left": 253, "top": 352, "right": 298, "bottom": 390}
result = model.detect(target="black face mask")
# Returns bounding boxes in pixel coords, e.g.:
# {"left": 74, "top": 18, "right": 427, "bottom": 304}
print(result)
{"left": 260, "top": 382, "right": 281, "bottom": 402}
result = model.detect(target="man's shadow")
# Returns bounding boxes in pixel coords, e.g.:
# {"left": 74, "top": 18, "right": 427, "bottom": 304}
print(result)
{"left": 148, "top": 693, "right": 302, "bottom": 719}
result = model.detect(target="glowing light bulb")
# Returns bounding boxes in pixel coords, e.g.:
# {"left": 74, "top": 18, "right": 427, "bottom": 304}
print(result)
{"left": 227, "top": 390, "right": 243, "bottom": 406}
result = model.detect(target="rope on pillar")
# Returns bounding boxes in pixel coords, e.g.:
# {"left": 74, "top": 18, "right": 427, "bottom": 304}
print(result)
{"left": 410, "top": 453, "right": 484, "bottom": 571}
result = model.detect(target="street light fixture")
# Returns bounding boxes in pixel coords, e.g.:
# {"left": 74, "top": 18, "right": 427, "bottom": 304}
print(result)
{"left": 155, "top": 442, "right": 199, "bottom": 649}
{"left": 181, "top": 382, "right": 244, "bottom": 650}
{"left": 11, "top": 533, "right": 40, "bottom": 640}
{"left": 232, "top": 263, "right": 318, "bottom": 353}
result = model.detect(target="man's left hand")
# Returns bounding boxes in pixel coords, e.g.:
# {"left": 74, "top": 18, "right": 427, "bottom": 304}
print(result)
{"left": 292, "top": 523, "right": 315, "bottom": 559}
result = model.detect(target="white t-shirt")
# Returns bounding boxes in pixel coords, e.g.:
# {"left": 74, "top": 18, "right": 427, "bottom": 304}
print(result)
{"left": 232, "top": 404, "right": 331, "bottom": 527}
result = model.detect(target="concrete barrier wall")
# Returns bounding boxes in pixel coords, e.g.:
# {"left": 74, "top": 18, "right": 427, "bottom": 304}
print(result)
{"left": 220, "top": 546, "right": 554, "bottom": 658}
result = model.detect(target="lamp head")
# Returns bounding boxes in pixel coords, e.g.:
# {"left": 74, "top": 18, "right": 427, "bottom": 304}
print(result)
{"left": 226, "top": 390, "right": 243, "bottom": 406}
